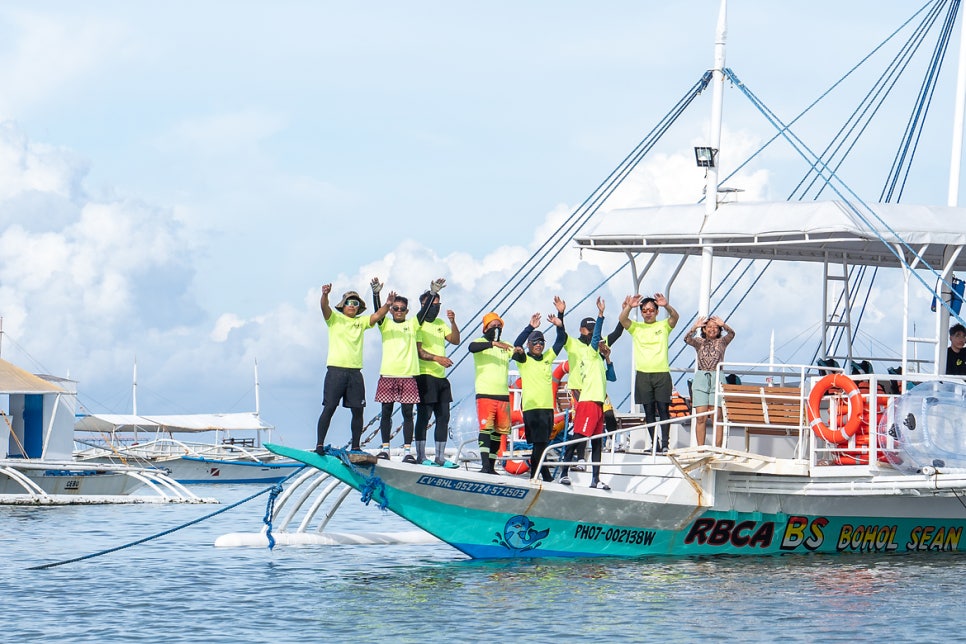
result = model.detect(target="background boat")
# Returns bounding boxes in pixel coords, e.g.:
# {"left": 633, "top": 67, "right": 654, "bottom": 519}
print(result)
{"left": 75, "top": 411, "right": 301, "bottom": 484}
{"left": 0, "top": 357, "right": 210, "bottom": 504}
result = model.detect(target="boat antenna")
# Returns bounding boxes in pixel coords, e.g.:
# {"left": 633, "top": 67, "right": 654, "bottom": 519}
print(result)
{"left": 697, "top": 0, "right": 727, "bottom": 319}
{"left": 254, "top": 358, "right": 261, "bottom": 417}
{"left": 132, "top": 356, "right": 138, "bottom": 415}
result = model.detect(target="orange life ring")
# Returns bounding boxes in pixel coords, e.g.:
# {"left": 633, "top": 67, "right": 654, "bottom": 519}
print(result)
{"left": 807, "top": 373, "right": 865, "bottom": 444}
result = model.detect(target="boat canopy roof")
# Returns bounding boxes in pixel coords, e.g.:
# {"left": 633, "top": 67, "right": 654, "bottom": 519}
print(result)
{"left": 76, "top": 412, "right": 274, "bottom": 434}
{"left": 575, "top": 200, "right": 966, "bottom": 270}
{"left": 0, "top": 358, "right": 65, "bottom": 394}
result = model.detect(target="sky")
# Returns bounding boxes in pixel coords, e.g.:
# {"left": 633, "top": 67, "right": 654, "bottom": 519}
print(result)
{"left": 0, "top": 1, "right": 960, "bottom": 449}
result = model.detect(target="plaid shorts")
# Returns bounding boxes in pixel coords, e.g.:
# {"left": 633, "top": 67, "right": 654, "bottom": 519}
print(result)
{"left": 374, "top": 376, "right": 421, "bottom": 404}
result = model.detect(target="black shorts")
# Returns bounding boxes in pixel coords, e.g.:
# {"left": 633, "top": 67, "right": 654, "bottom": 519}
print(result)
{"left": 415, "top": 374, "right": 453, "bottom": 406}
{"left": 634, "top": 371, "right": 673, "bottom": 405}
{"left": 522, "top": 408, "right": 553, "bottom": 443}
{"left": 322, "top": 366, "right": 366, "bottom": 409}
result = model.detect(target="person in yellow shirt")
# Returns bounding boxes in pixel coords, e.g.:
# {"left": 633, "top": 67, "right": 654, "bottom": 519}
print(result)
{"left": 414, "top": 279, "right": 460, "bottom": 467}
{"left": 371, "top": 277, "right": 434, "bottom": 461}
{"left": 469, "top": 312, "right": 514, "bottom": 474}
{"left": 315, "top": 283, "right": 391, "bottom": 455}
{"left": 619, "top": 293, "right": 679, "bottom": 453}
{"left": 511, "top": 309, "right": 566, "bottom": 482}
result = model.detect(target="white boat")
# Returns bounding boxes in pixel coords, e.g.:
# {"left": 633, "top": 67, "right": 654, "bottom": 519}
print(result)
{"left": 0, "top": 358, "right": 212, "bottom": 505}
{"left": 75, "top": 412, "right": 302, "bottom": 484}
{"left": 238, "top": 2, "right": 966, "bottom": 557}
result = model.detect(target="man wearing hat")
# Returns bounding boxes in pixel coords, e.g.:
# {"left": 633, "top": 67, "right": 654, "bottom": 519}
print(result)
{"left": 468, "top": 312, "right": 515, "bottom": 474}
{"left": 315, "top": 282, "right": 392, "bottom": 455}
{"left": 511, "top": 307, "right": 567, "bottom": 482}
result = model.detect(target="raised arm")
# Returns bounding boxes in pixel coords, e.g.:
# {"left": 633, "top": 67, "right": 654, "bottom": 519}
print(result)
{"left": 444, "top": 309, "right": 460, "bottom": 344}
{"left": 684, "top": 316, "right": 706, "bottom": 347}
{"left": 713, "top": 315, "right": 735, "bottom": 345}
{"left": 607, "top": 296, "right": 631, "bottom": 345}
{"left": 514, "top": 312, "right": 541, "bottom": 348}
{"left": 320, "top": 283, "right": 333, "bottom": 320}
{"left": 655, "top": 293, "right": 679, "bottom": 328}
{"left": 370, "top": 277, "right": 384, "bottom": 324}
{"left": 619, "top": 294, "right": 641, "bottom": 329}
{"left": 369, "top": 289, "right": 395, "bottom": 325}
{"left": 548, "top": 312, "right": 567, "bottom": 354}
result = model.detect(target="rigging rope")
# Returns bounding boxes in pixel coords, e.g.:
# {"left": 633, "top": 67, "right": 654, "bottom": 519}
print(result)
{"left": 444, "top": 73, "right": 712, "bottom": 378}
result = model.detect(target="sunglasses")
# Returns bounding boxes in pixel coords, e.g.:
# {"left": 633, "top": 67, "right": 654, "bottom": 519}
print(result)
{"left": 344, "top": 299, "right": 361, "bottom": 307}
{"left": 530, "top": 340, "right": 545, "bottom": 346}
{"left": 641, "top": 307, "right": 658, "bottom": 313}
{"left": 391, "top": 306, "right": 408, "bottom": 312}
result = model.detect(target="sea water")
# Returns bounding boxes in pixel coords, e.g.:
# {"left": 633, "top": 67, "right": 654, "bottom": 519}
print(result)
{"left": 1, "top": 484, "right": 962, "bottom": 643}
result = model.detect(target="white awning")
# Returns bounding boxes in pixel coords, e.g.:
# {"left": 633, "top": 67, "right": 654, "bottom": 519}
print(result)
{"left": 75, "top": 412, "right": 274, "bottom": 434}
{"left": 575, "top": 201, "right": 966, "bottom": 269}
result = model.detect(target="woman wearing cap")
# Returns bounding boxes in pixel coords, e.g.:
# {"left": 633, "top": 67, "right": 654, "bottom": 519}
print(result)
{"left": 468, "top": 312, "right": 515, "bottom": 474}
{"left": 511, "top": 309, "right": 567, "bottom": 482}
{"left": 684, "top": 315, "right": 735, "bottom": 447}
{"left": 315, "top": 282, "right": 391, "bottom": 456}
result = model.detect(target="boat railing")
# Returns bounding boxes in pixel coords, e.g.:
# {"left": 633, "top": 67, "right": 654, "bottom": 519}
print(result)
{"left": 77, "top": 436, "right": 274, "bottom": 464}
{"left": 709, "top": 362, "right": 812, "bottom": 461}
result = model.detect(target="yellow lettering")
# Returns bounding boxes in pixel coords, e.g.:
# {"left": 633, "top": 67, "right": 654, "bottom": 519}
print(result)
{"left": 837, "top": 524, "right": 854, "bottom": 550}
{"left": 906, "top": 526, "right": 923, "bottom": 550}
{"left": 946, "top": 527, "right": 962, "bottom": 551}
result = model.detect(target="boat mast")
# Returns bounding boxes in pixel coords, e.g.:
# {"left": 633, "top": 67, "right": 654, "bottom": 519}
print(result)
{"left": 698, "top": 0, "right": 727, "bottom": 318}
{"left": 132, "top": 357, "right": 138, "bottom": 416}
{"left": 254, "top": 358, "right": 261, "bottom": 416}
{"left": 937, "top": 5, "right": 966, "bottom": 375}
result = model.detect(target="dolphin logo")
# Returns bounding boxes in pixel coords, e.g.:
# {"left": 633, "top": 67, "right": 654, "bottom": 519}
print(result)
{"left": 494, "top": 514, "right": 550, "bottom": 552}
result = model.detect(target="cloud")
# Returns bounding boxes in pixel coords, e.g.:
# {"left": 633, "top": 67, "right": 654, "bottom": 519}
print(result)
{"left": 0, "top": 8, "right": 128, "bottom": 116}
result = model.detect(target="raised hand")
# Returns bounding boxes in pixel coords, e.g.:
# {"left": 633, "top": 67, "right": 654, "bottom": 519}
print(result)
{"left": 553, "top": 295, "right": 566, "bottom": 313}
{"left": 597, "top": 296, "right": 605, "bottom": 315}
{"left": 654, "top": 293, "right": 668, "bottom": 307}
{"left": 446, "top": 309, "right": 456, "bottom": 323}
{"left": 598, "top": 341, "right": 611, "bottom": 358}
{"left": 430, "top": 278, "right": 446, "bottom": 294}
{"left": 370, "top": 277, "right": 383, "bottom": 293}
{"left": 547, "top": 314, "right": 563, "bottom": 327}
{"left": 322, "top": 283, "right": 332, "bottom": 296}
{"left": 530, "top": 312, "right": 541, "bottom": 328}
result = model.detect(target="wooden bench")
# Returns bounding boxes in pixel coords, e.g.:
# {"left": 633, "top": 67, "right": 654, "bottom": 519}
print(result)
{"left": 718, "top": 384, "right": 804, "bottom": 451}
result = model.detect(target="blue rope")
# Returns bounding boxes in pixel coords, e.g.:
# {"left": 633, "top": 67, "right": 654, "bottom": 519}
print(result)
{"left": 27, "top": 465, "right": 306, "bottom": 570}
{"left": 262, "top": 482, "right": 284, "bottom": 550}
{"left": 326, "top": 446, "right": 389, "bottom": 510}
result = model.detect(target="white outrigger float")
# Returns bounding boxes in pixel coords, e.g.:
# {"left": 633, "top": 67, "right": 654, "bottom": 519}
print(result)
{"left": 247, "top": 1, "right": 966, "bottom": 557}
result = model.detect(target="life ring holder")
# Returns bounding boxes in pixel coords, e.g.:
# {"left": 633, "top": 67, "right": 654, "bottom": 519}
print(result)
{"left": 807, "top": 373, "right": 865, "bottom": 444}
